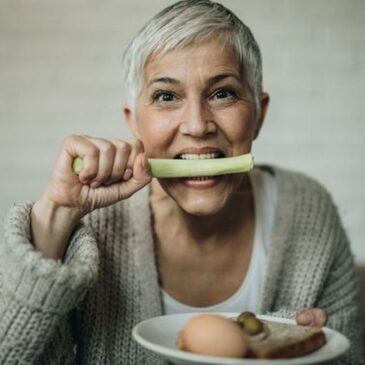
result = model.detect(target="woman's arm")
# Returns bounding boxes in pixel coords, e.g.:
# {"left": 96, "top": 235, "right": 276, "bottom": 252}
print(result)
{"left": 316, "top": 228, "right": 365, "bottom": 365}
{"left": 294, "top": 203, "right": 364, "bottom": 364}
{"left": 0, "top": 135, "right": 151, "bottom": 363}
{"left": 0, "top": 202, "right": 98, "bottom": 363}
{"left": 263, "top": 175, "right": 364, "bottom": 364}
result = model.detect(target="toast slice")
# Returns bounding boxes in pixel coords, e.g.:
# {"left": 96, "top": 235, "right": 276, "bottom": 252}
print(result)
{"left": 248, "top": 320, "right": 326, "bottom": 359}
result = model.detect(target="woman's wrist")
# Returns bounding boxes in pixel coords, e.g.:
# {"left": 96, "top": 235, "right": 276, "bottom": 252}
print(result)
{"left": 31, "top": 198, "right": 84, "bottom": 260}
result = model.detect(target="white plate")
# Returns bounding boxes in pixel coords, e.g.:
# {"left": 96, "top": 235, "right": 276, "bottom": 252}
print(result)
{"left": 132, "top": 312, "right": 350, "bottom": 365}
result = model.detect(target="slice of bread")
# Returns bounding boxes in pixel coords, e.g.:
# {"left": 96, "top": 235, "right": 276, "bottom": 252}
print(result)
{"left": 248, "top": 320, "right": 326, "bottom": 359}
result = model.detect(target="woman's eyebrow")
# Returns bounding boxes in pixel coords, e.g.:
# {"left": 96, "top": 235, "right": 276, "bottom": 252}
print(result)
{"left": 208, "top": 72, "right": 242, "bottom": 85}
{"left": 147, "top": 73, "right": 241, "bottom": 89}
{"left": 147, "top": 77, "right": 180, "bottom": 87}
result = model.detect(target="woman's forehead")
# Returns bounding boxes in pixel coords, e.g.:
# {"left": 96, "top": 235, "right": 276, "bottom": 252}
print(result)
{"left": 143, "top": 40, "right": 241, "bottom": 85}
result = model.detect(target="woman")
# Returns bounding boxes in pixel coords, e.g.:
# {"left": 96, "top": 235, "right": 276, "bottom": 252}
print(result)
{"left": 0, "top": 0, "right": 363, "bottom": 364}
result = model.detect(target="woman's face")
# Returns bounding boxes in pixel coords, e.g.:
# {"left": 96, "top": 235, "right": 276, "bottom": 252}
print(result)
{"left": 125, "top": 40, "right": 268, "bottom": 216}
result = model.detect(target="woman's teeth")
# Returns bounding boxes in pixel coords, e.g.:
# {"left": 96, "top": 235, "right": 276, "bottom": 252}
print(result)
{"left": 179, "top": 152, "right": 220, "bottom": 160}
{"left": 179, "top": 153, "right": 221, "bottom": 181}
{"left": 189, "top": 176, "right": 213, "bottom": 181}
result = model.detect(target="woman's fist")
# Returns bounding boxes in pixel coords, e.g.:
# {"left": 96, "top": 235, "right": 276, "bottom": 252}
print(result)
{"left": 45, "top": 135, "right": 152, "bottom": 215}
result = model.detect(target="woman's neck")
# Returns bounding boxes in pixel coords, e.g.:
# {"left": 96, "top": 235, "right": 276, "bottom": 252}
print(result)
{"left": 149, "top": 177, "right": 255, "bottom": 305}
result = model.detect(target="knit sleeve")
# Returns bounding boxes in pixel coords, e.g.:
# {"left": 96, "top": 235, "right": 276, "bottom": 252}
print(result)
{"left": 316, "top": 206, "right": 365, "bottom": 365}
{"left": 0, "top": 202, "right": 99, "bottom": 364}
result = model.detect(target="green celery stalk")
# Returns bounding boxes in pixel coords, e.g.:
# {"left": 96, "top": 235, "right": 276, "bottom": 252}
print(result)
{"left": 72, "top": 157, "right": 84, "bottom": 175}
{"left": 148, "top": 153, "right": 253, "bottom": 178}
{"left": 72, "top": 153, "right": 254, "bottom": 178}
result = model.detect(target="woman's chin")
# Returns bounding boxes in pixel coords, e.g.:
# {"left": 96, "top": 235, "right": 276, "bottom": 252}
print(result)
{"left": 178, "top": 175, "right": 223, "bottom": 189}
{"left": 159, "top": 174, "right": 242, "bottom": 216}
{"left": 174, "top": 191, "right": 231, "bottom": 216}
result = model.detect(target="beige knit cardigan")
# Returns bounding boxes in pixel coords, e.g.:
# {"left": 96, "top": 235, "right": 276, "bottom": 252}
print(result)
{"left": 0, "top": 166, "right": 364, "bottom": 364}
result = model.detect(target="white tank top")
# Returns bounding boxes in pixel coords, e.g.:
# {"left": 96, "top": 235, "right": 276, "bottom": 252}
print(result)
{"left": 161, "top": 168, "right": 277, "bottom": 315}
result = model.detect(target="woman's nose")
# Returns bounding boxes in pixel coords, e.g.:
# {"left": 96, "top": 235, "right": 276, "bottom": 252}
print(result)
{"left": 179, "top": 100, "right": 217, "bottom": 137}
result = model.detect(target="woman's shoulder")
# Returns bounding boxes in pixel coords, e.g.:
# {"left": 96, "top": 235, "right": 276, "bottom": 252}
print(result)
{"left": 261, "top": 164, "right": 334, "bottom": 202}
{"left": 259, "top": 164, "right": 343, "bottom": 230}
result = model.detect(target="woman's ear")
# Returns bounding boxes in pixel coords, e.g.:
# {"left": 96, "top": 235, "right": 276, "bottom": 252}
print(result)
{"left": 254, "top": 92, "right": 270, "bottom": 140}
{"left": 123, "top": 105, "right": 141, "bottom": 139}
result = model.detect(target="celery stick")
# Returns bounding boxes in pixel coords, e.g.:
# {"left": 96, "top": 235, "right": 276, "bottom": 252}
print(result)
{"left": 72, "top": 153, "right": 254, "bottom": 178}
{"left": 148, "top": 153, "right": 254, "bottom": 178}
{"left": 72, "top": 157, "right": 84, "bottom": 175}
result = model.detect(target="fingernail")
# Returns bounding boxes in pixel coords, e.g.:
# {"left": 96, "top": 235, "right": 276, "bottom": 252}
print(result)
{"left": 299, "top": 312, "right": 313, "bottom": 325}
{"left": 123, "top": 168, "right": 133, "bottom": 181}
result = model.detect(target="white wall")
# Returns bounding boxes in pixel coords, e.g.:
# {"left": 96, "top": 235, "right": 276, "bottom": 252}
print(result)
{"left": 1, "top": 0, "right": 364, "bottom": 262}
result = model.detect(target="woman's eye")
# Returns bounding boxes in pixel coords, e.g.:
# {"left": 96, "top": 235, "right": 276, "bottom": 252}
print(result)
{"left": 152, "top": 91, "right": 176, "bottom": 103}
{"left": 212, "top": 88, "right": 237, "bottom": 100}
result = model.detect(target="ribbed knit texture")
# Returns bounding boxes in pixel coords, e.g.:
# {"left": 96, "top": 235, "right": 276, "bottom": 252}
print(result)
{"left": 0, "top": 166, "right": 363, "bottom": 365}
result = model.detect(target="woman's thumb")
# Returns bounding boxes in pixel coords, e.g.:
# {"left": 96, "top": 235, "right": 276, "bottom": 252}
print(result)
{"left": 114, "top": 153, "right": 151, "bottom": 200}
{"left": 130, "top": 152, "right": 152, "bottom": 186}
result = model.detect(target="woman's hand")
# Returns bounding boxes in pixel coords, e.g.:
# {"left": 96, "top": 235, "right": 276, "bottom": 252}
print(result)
{"left": 45, "top": 135, "right": 151, "bottom": 213}
{"left": 31, "top": 135, "right": 152, "bottom": 259}
{"left": 295, "top": 308, "right": 327, "bottom": 327}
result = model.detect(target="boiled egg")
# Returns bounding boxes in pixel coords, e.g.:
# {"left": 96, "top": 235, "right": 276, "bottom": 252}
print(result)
{"left": 177, "top": 314, "right": 248, "bottom": 358}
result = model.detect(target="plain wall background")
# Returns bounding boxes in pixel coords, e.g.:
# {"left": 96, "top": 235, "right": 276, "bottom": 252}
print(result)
{"left": 1, "top": 0, "right": 364, "bottom": 262}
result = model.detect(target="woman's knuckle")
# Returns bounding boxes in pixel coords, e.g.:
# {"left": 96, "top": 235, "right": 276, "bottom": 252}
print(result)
{"left": 98, "top": 140, "right": 112, "bottom": 153}
{"left": 135, "top": 139, "right": 144, "bottom": 150}
{"left": 87, "top": 146, "right": 99, "bottom": 158}
{"left": 119, "top": 142, "right": 131, "bottom": 154}
{"left": 62, "top": 135, "right": 74, "bottom": 147}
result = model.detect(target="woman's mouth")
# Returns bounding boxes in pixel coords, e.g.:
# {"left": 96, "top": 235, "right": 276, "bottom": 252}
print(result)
{"left": 175, "top": 151, "right": 225, "bottom": 187}
{"left": 178, "top": 152, "right": 223, "bottom": 160}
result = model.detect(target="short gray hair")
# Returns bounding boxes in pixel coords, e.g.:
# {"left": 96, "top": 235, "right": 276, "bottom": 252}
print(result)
{"left": 122, "top": 0, "right": 263, "bottom": 113}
